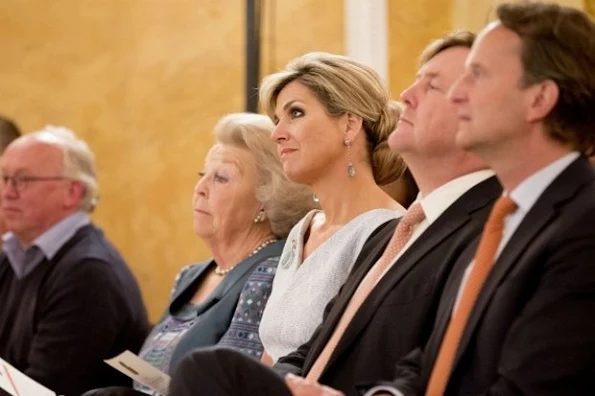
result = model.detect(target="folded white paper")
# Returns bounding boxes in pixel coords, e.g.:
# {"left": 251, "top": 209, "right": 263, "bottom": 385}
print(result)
{"left": 0, "top": 358, "right": 56, "bottom": 396}
{"left": 104, "top": 351, "right": 170, "bottom": 396}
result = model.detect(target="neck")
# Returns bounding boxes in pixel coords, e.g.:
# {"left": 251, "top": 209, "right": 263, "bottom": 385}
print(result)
{"left": 207, "top": 228, "right": 276, "bottom": 269}
{"left": 14, "top": 210, "right": 79, "bottom": 249}
{"left": 310, "top": 167, "right": 403, "bottom": 226}
{"left": 480, "top": 139, "right": 572, "bottom": 192}
{"left": 405, "top": 153, "right": 488, "bottom": 197}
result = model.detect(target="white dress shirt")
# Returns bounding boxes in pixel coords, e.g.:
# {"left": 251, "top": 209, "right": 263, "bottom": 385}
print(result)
{"left": 379, "top": 169, "right": 495, "bottom": 279}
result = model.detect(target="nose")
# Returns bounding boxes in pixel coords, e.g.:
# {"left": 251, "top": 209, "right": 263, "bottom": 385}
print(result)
{"left": 400, "top": 82, "right": 418, "bottom": 109}
{"left": 448, "top": 73, "right": 468, "bottom": 105}
{"left": 194, "top": 176, "right": 208, "bottom": 198}
{"left": 271, "top": 121, "right": 288, "bottom": 144}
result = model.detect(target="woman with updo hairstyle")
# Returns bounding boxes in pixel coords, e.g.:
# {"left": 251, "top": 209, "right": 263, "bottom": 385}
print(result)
{"left": 257, "top": 52, "right": 407, "bottom": 364}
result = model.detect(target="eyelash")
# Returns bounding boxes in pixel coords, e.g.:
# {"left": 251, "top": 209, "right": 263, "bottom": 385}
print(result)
{"left": 214, "top": 173, "right": 228, "bottom": 183}
{"left": 289, "top": 107, "right": 304, "bottom": 118}
{"left": 198, "top": 171, "right": 229, "bottom": 183}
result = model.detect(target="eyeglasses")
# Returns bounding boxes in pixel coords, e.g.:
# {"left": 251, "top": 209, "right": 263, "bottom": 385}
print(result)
{"left": 1, "top": 175, "right": 73, "bottom": 193}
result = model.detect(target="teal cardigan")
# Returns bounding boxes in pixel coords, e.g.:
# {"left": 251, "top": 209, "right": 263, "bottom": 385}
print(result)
{"left": 152, "top": 240, "right": 284, "bottom": 374}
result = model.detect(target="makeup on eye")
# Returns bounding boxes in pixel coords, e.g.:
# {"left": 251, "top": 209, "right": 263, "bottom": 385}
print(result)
{"left": 289, "top": 106, "right": 305, "bottom": 119}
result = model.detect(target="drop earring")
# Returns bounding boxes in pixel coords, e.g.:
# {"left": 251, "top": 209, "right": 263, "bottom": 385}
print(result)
{"left": 253, "top": 210, "right": 265, "bottom": 223}
{"left": 344, "top": 137, "right": 356, "bottom": 178}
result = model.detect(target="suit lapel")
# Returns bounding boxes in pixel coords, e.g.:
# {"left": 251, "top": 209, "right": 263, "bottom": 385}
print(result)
{"left": 304, "top": 221, "right": 397, "bottom": 369}
{"left": 453, "top": 157, "right": 595, "bottom": 367}
{"left": 322, "top": 177, "right": 502, "bottom": 373}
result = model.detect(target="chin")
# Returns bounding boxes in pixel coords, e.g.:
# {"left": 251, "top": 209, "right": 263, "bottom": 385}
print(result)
{"left": 388, "top": 131, "right": 412, "bottom": 153}
{"left": 283, "top": 165, "right": 308, "bottom": 185}
{"left": 455, "top": 127, "right": 476, "bottom": 151}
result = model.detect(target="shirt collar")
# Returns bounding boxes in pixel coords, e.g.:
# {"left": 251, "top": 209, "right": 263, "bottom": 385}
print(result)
{"left": 509, "top": 152, "right": 580, "bottom": 212}
{"left": 2, "top": 211, "right": 90, "bottom": 278}
{"left": 33, "top": 211, "right": 90, "bottom": 259}
{"left": 419, "top": 169, "right": 495, "bottom": 224}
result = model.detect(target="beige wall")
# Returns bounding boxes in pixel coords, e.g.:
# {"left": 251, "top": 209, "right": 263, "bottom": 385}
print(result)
{"left": 0, "top": 0, "right": 343, "bottom": 321}
{"left": 388, "top": 0, "right": 453, "bottom": 97}
{"left": 451, "top": 0, "right": 585, "bottom": 32}
{"left": 0, "top": 0, "right": 589, "bottom": 321}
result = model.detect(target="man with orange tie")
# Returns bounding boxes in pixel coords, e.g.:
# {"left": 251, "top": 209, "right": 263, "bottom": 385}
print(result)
{"left": 167, "top": 31, "right": 503, "bottom": 396}
{"left": 364, "top": 2, "right": 595, "bottom": 395}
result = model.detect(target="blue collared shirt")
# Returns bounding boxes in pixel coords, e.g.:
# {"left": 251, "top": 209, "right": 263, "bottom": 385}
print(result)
{"left": 2, "top": 211, "right": 90, "bottom": 279}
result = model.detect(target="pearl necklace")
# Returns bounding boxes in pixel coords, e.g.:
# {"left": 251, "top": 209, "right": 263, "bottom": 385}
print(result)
{"left": 214, "top": 239, "right": 278, "bottom": 276}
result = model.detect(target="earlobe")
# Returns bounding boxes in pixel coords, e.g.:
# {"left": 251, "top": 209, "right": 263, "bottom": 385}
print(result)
{"left": 345, "top": 113, "right": 364, "bottom": 140}
{"left": 64, "top": 181, "right": 85, "bottom": 209}
{"left": 526, "top": 80, "right": 559, "bottom": 123}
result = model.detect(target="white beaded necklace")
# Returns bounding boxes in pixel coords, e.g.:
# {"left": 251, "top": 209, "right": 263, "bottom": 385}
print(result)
{"left": 214, "top": 239, "right": 278, "bottom": 276}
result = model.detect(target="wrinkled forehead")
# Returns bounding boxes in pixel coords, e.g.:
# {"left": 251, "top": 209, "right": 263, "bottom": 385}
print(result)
{"left": 1, "top": 139, "right": 64, "bottom": 174}
{"left": 204, "top": 143, "right": 253, "bottom": 173}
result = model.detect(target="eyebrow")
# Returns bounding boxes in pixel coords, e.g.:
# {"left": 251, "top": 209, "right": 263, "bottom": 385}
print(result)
{"left": 282, "top": 99, "right": 299, "bottom": 111}
{"left": 273, "top": 99, "right": 301, "bottom": 123}
{"left": 467, "top": 61, "right": 484, "bottom": 71}
{"left": 415, "top": 71, "right": 441, "bottom": 81}
{"left": 207, "top": 158, "right": 245, "bottom": 175}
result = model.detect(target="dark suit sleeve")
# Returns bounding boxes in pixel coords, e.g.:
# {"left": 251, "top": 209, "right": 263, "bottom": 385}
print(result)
{"left": 273, "top": 286, "right": 343, "bottom": 377}
{"left": 356, "top": 347, "right": 424, "bottom": 396}
{"left": 483, "top": 227, "right": 595, "bottom": 395}
{"left": 25, "top": 259, "right": 131, "bottom": 396}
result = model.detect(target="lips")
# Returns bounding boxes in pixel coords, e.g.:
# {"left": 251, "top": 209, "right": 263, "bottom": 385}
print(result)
{"left": 193, "top": 209, "right": 210, "bottom": 216}
{"left": 279, "top": 148, "right": 297, "bottom": 157}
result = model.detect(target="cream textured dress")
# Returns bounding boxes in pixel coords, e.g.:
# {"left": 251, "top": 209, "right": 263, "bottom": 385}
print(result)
{"left": 259, "top": 208, "right": 401, "bottom": 362}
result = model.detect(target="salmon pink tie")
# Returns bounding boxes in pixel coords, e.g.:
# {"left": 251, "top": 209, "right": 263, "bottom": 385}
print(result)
{"left": 306, "top": 203, "right": 426, "bottom": 382}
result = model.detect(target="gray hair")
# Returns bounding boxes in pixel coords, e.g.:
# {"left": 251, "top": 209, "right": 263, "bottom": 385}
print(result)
{"left": 214, "top": 113, "right": 316, "bottom": 238}
{"left": 27, "top": 125, "right": 99, "bottom": 212}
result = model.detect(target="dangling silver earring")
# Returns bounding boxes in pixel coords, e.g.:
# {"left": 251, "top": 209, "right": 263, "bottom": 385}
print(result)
{"left": 253, "top": 210, "right": 265, "bottom": 223}
{"left": 344, "top": 137, "right": 356, "bottom": 178}
{"left": 313, "top": 194, "right": 320, "bottom": 203}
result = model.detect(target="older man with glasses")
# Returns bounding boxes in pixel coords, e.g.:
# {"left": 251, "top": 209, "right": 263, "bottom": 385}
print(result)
{"left": 0, "top": 126, "right": 149, "bottom": 396}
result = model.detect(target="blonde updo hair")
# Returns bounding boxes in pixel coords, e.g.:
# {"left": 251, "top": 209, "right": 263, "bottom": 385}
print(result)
{"left": 259, "top": 52, "right": 406, "bottom": 185}
{"left": 214, "top": 113, "right": 316, "bottom": 238}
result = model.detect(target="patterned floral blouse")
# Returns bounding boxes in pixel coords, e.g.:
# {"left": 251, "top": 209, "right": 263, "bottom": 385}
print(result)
{"left": 134, "top": 256, "right": 279, "bottom": 395}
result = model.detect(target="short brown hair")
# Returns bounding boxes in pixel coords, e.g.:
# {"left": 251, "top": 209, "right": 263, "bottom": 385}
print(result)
{"left": 497, "top": 1, "right": 595, "bottom": 155}
{"left": 419, "top": 31, "right": 476, "bottom": 66}
{"left": 259, "top": 52, "right": 406, "bottom": 185}
{"left": 0, "top": 115, "right": 21, "bottom": 154}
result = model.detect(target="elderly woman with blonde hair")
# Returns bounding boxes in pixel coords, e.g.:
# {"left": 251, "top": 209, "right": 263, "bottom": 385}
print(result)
{"left": 83, "top": 112, "right": 315, "bottom": 396}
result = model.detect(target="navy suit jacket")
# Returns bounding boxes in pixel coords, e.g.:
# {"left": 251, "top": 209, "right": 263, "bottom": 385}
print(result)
{"left": 386, "top": 156, "right": 595, "bottom": 395}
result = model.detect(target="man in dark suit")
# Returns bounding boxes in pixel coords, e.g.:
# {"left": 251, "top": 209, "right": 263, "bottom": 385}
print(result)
{"left": 364, "top": 3, "right": 595, "bottom": 395}
{"left": 167, "top": 32, "right": 501, "bottom": 396}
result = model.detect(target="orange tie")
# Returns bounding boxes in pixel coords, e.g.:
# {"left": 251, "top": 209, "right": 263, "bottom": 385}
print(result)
{"left": 425, "top": 196, "right": 517, "bottom": 396}
{"left": 306, "top": 203, "right": 426, "bottom": 382}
